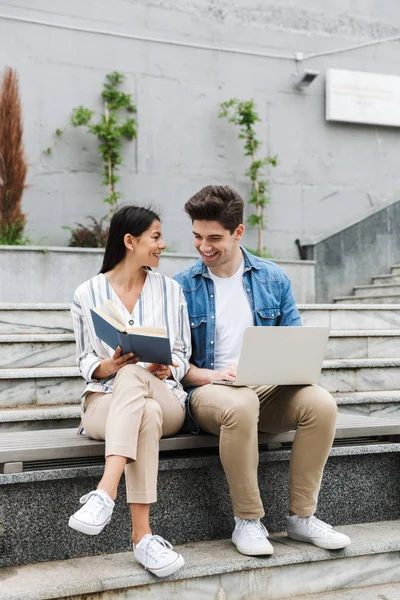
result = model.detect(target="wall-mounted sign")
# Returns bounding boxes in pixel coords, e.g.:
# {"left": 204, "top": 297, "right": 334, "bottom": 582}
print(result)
{"left": 326, "top": 68, "right": 400, "bottom": 127}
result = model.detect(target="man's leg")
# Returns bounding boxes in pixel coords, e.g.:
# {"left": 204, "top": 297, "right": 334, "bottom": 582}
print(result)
{"left": 256, "top": 384, "right": 351, "bottom": 549}
{"left": 190, "top": 384, "right": 273, "bottom": 556}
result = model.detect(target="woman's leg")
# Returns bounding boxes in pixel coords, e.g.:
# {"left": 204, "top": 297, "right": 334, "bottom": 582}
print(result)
{"left": 83, "top": 365, "right": 184, "bottom": 543}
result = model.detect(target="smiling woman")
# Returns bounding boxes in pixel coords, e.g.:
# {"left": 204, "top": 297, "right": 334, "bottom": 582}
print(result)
{"left": 69, "top": 204, "right": 191, "bottom": 578}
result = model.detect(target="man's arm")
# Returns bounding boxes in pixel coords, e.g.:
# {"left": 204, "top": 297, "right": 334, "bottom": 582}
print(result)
{"left": 278, "top": 277, "right": 302, "bottom": 326}
{"left": 182, "top": 363, "right": 237, "bottom": 387}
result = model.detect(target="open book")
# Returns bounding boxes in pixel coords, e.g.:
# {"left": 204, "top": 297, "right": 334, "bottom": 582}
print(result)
{"left": 90, "top": 300, "right": 172, "bottom": 365}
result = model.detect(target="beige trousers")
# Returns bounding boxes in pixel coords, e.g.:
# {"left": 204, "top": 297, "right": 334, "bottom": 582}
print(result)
{"left": 190, "top": 383, "right": 338, "bottom": 519}
{"left": 82, "top": 364, "right": 185, "bottom": 504}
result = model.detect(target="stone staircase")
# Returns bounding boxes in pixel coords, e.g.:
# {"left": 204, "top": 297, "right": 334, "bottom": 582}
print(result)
{"left": 335, "top": 264, "right": 400, "bottom": 303}
{"left": 1, "top": 302, "right": 400, "bottom": 598}
{"left": 2, "top": 303, "right": 400, "bottom": 430}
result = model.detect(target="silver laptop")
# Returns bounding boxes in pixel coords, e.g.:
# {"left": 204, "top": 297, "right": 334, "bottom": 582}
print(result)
{"left": 212, "top": 326, "right": 330, "bottom": 386}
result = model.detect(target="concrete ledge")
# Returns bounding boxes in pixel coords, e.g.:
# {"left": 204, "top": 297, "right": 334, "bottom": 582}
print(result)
{"left": 0, "top": 247, "right": 316, "bottom": 303}
{"left": 1, "top": 521, "right": 399, "bottom": 600}
{"left": 1, "top": 445, "right": 399, "bottom": 567}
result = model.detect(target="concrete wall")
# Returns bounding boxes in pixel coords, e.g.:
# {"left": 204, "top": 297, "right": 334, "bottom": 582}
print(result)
{"left": 0, "top": 247, "right": 315, "bottom": 304}
{"left": 1, "top": 1, "right": 400, "bottom": 258}
{"left": 304, "top": 200, "right": 400, "bottom": 302}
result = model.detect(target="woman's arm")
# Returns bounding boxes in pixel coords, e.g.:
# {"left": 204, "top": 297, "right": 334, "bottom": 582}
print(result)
{"left": 168, "top": 288, "right": 192, "bottom": 384}
{"left": 71, "top": 291, "right": 138, "bottom": 381}
{"left": 71, "top": 291, "right": 102, "bottom": 381}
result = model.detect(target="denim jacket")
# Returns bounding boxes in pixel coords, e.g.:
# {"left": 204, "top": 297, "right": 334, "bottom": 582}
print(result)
{"left": 174, "top": 247, "right": 302, "bottom": 371}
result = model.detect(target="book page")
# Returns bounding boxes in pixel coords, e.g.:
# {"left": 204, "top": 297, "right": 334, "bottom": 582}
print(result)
{"left": 92, "top": 307, "right": 126, "bottom": 333}
{"left": 103, "top": 300, "right": 125, "bottom": 328}
{"left": 126, "top": 325, "right": 167, "bottom": 337}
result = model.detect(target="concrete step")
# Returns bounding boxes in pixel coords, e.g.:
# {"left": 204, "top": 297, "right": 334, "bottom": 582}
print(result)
{"left": 0, "top": 304, "right": 72, "bottom": 334}
{"left": 320, "top": 358, "right": 400, "bottom": 393}
{"left": 0, "top": 334, "right": 76, "bottom": 368}
{"left": 300, "top": 304, "right": 400, "bottom": 329}
{"left": 335, "top": 391, "right": 400, "bottom": 419}
{"left": 334, "top": 295, "right": 400, "bottom": 304}
{"left": 391, "top": 265, "right": 400, "bottom": 276}
{"left": 2, "top": 360, "right": 400, "bottom": 408}
{"left": 2, "top": 391, "right": 400, "bottom": 431}
{"left": 2, "top": 522, "right": 400, "bottom": 600}
{"left": 3, "top": 304, "right": 400, "bottom": 333}
{"left": 372, "top": 273, "right": 400, "bottom": 285}
{"left": 354, "top": 283, "right": 400, "bottom": 297}
{"left": 326, "top": 330, "right": 400, "bottom": 359}
{"left": 1, "top": 439, "right": 399, "bottom": 567}
{"left": 2, "top": 330, "right": 400, "bottom": 371}
{"left": 0, "top": 367, "right": 82, "bottom": 408}
{"left": 0, "top": 405, "right": 80, "bottom": 431}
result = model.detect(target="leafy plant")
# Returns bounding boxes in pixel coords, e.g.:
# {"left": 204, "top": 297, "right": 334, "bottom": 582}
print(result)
{"left": 64, "top": 216, "right": 109, "bottom": 248}
{"left": 0, "top": 67, "right": 28, "bottom": 245}
{"left": 70, "top": 71, "right": 137, "bottom": 214}
{"left": 219, "top": 99, "right": 277, "bottom": 256}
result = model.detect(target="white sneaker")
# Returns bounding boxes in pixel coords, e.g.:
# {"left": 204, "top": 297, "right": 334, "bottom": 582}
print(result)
{"left": 287, "top": 514, "right": 351, "bottom": 550}
{"left": 68, "top": 489, "right": 115, "bottom": 535}
{"left": 134, "top": 534, "right": 185, "bottom": 577}
{"left": 232, "top": 517, "right": 274, "bottom": 556}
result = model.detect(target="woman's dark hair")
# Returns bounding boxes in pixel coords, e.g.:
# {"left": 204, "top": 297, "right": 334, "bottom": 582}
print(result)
{"left": 184, "top": 185, "right": 244, "bottom": 233}
{"left": 100, "top": 205, "right": 160, "bottom": 273}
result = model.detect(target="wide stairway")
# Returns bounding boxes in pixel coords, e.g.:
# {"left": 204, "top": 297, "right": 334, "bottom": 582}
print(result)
{"left": 335, "top": 263, "right": 400, "bottom": 304}
{"left": 1, "top": 302, "right": 400, "bottom": 599}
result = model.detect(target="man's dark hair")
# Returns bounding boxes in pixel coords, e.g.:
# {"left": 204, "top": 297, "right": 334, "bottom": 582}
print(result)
{"left": 184, "top": 185, "right": 244, "bottom": 233}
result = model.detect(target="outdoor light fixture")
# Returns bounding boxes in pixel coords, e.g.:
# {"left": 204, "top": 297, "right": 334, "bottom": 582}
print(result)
{"left": 293, "top": 69, "right": 319, "bottom": 90}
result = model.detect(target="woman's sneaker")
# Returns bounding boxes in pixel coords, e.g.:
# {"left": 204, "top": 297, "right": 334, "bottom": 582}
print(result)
{"left": 134, "top": 534, "right": 185, "bottom": 577}
{"left": 232, "top": 517, "right": 274, "bottom": 556}
{"left": 68, "top": 489, "right": 115, "bottom": 535}
{"left": 287, "top": 514, "right": 351, "bottom": 550}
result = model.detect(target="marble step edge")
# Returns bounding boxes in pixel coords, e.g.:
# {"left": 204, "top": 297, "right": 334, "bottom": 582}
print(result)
{"left": 2, "top": 303, "right": 400, "bottom": 311}
{"left": 0, "top": 405, "right": 80, "bottom": 423}
{"left": 2, "top": 520, "right": 399, "bottom": 600}
{"left": 0, "top": 334, "right": 75, "bottom": 342}
{"left": 354, "top": 283, "right": 400, "bottom": 291}
{"left": 3, "top": 330, "right": 400, "bottom": 343}
{"left": 3, "top": 359, "right": 400, "bottom": 380}
{"left": 2, "top": 391, "right": 400, "bottom": 424}
{"left": 335, "top": 295, "right": 400, "bottom": 301}
{"left": 298, "top": 583, "right": 400, "bottom": 600}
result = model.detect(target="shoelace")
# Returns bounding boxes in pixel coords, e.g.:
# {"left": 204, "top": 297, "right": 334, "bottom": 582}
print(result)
{"left": 79, "top": 491, "right": 113, "bottom": 519}
{"left": 143, "top": 535, "right": 174, "bottom": 570}
{"left": 305, "top": 515, "right": 333, "bottom": 534}
{"left": 238, "top": 519, "right": 269, "bottom": 541}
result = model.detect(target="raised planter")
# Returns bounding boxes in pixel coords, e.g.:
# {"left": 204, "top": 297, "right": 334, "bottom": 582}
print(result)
{"left": 0, "top": 246, "right": 315, "bottom": 303}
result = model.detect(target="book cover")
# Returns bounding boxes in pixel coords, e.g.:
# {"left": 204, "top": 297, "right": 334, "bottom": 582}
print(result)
{"left": 90, "top": 309, "right": 173, "bottom": 365}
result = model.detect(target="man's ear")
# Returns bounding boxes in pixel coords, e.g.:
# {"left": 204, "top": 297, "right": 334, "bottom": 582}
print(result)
{"left": 234, "top": 224, "right": 245, "bottom": 241}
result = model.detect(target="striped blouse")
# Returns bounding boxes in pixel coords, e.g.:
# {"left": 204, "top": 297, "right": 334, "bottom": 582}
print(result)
{"left": 71, "top": 270, "right": 192, "bottom": 411}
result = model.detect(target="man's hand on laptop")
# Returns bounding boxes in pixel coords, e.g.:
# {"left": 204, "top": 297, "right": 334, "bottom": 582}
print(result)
{"left": 182, "top": 364, "right": 237, "bottom": 387}
{"left": 212, "top": 364, "right": 237, "bottom": 383}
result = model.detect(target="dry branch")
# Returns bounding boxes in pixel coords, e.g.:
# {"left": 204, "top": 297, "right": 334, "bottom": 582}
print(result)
{"left": 0, "top": 66, "right": 27, "bottom": 241}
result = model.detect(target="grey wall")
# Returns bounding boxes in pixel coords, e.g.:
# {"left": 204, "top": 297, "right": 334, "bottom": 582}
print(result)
{"left": 1, "top": 1, "right": 400, "bottom": 258}
{"left": 305, "top": 200, "right": 400, "bottom": 302}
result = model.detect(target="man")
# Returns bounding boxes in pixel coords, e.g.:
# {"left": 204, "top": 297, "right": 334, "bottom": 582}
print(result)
{"left": 174, "top": 185, "right": 351, "bottom": 556}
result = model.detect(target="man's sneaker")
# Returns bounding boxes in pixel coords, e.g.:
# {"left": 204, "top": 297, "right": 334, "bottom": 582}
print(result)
{"left": 68, "top": 489, "right": 115, "bottom": 535}
{"left": 133, "top": 534, "right": 185, "bottom": 577}
{"left": 287, "top": 514, "right": 351, "bottom": 550}
{"left": 232, "top": 517, "right": 274, "bottom": 556}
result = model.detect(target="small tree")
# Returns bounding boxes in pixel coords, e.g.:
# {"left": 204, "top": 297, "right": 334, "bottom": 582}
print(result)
{"left": 70, "top": 71, "right": 137, "bottom": 215}
{"left": 219, "top": 99, "right": 277, "bottom": 256}
{"left": 0, "top": 67, "right": 28, "bottom": 244}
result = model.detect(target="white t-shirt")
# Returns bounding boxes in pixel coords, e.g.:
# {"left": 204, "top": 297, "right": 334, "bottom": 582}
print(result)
{"left": 208, "top": 260, "right": 253, "bottom": 370}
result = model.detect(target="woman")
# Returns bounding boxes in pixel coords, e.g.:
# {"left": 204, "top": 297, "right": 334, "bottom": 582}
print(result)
{"left": 69, "top": 205, "right": 191, "bottom": 578}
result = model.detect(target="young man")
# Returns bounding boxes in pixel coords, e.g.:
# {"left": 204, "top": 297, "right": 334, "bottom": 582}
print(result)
{"left": 174, "top": 185, "right": 351, "bottom": 557}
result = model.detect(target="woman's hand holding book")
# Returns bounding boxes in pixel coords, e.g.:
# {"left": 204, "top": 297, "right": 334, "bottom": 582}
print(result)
{"left": 93, "top": 346, "right": 140, "bottom": 379}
